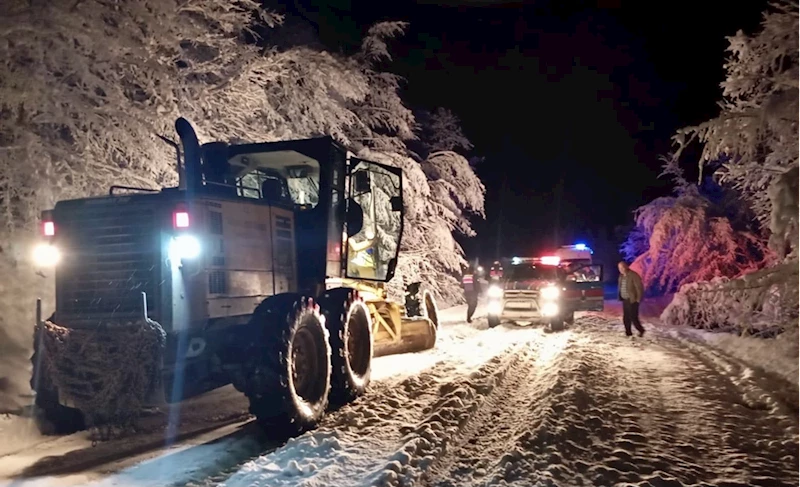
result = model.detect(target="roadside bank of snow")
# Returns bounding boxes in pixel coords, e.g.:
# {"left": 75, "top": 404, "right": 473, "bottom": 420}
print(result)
{"left": 673, "top": 327, "right": 799, "bottom": 387}
{"left": 706, "top": 329, "right": 798, "bottom": 387}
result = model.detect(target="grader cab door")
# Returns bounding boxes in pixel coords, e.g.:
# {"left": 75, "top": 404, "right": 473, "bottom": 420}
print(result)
{"left": 344, "top": 159, "right": 403, "bottom": 283}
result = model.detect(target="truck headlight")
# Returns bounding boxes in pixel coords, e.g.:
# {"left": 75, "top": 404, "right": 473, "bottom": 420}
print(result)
{"left": 487, "top": 285, "right": 503, "bottom": 298}
{"left": 33, "top": 243, "right": 60, "bottom": 267}
{"left": 170, "top": 235, "right": 201, "bottom": 260}
{"left": 542, "top": 301, "right": 559, "bottom": 317}
{"left": 540, "top": 285, "right": 559, "bottom": 300}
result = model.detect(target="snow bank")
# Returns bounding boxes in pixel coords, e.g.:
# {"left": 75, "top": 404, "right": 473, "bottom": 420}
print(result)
{"left": 678, "top": 327, "right": 799, "bottom": 387}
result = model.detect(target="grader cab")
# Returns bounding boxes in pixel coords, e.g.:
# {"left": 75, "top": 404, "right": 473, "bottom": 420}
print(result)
{"left": 30, "top": 118, "right": 439, "bottom": 434}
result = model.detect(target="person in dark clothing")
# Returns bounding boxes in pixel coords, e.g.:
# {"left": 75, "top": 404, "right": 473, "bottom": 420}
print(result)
{"left": 462, "top": 264, "right": 481, "bottom": 323}
{"left": 618, "top": 261, "right": 645, "bottom": 337}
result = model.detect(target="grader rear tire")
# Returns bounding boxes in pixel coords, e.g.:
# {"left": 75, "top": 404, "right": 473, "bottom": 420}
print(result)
{"left": 243, "top": 295, "right": 331, "bottom": 436}
{"left": 318, "top": 288, "right": 373, "bottom": 408}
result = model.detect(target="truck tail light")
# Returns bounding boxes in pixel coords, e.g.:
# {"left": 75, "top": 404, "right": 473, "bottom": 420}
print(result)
{"left": 173, "top": 210, "right": 190, "bottom": 229}
{"left": 40, "top": 210, "right": 55, "bottom": 237}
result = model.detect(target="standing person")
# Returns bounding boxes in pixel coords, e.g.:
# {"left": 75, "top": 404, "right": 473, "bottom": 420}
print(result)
{"left": 618, "top": 261, "right": 645, "bottom": 337}
{"left": 462, "top": 263, "right": 480, "bottom": 323}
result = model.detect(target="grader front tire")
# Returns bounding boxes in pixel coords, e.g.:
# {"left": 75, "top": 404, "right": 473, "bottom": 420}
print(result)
{"left": 243, "top": 295, "right": 331, "bottom": 436}
{"left": 318, "top": 288, "right": 373, "bottom": 407}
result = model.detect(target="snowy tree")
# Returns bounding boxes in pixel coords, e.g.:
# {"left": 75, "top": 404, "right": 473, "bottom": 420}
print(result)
{"left": 342, "top": 23, "right": 485, "bottom": 305}
{"left": 669, "top": 2, "right": 798, "bottom": 234}
{"left": 0, "top": 0, "right": 288, "bottom": 233}
{"left": 0, "top": 4, "right": 485, "bottom": 309}
{"left": 657, "top": 2, "right": 798, "bottom": 332}
{"left": 418, "top": 107, "right": 473, "bottom": 153}
{"left": 621, "top": 158, "right": 769, "bottom": 292}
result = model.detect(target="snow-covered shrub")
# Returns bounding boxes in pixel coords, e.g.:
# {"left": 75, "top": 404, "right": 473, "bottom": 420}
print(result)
{"left": 623, "top": 186, "right": 770, "bottom": 296}
{"left": 662, "top": 260, "right": 799, "bottom": 335}
{"left": 0, "top": 231, "right": 52, "bottom": 413}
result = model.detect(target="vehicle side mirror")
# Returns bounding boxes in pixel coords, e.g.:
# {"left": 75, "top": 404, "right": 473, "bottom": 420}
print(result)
{"left": 345, "top": 198, "right": 364, "bottom": 236}
{"left": 390, "top": 196, "right": 402, "bottom": 212}
{"left": 386, "top": 258, "right": 398, "bottom": 281}
{"left": 353, "top": 170, "right": 371, "bottom": 194}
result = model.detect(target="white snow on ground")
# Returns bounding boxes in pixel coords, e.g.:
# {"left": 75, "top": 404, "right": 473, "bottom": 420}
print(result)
{"left": 213, "top": 314, "right": 797, "bottom": 487}
{"left": 2, "top": 303, "right": 798, "bottom": 487}
{"left": 675, "top": 328, "right": 799, "bottom": 387}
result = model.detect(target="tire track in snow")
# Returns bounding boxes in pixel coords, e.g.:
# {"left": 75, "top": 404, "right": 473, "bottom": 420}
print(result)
{"left": 419, "top": 330, "right": 575, "bottom": 486}
{"left": 214, "top": 321, "right": 543, "bottom": 487}
{"left": 421, "top": 316, "right": 799, "bottom": 487}
{"left": 549, "top": 317, "right": 800, "bottom": 487}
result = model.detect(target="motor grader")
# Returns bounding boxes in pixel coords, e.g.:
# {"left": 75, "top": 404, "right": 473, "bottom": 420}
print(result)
{"left": 29, "top": 118, "right": 439, "bottom": 434}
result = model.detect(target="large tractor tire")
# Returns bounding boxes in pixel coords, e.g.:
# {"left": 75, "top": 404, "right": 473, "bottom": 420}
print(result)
{"left": 242, "top": 295, "right": 331, "bottom": 435}
{"left": 488, "top": 314, "right": 501, "bottom": 328}
{"left": 317, "top": 288, "right": 373, "bottom": 408}
{"left": 30, "top": 322, "right": 85, "bottom": 435}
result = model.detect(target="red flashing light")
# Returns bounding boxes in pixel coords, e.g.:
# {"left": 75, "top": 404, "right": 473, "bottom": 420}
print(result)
{"left": 43, "top": 221, "right": 55, "bottom": 237}
{"left": 540, "top": 256, "right": 560, "bottom": 266}
{"left": 174, "top": 211, "right": 190, "bottom": 229}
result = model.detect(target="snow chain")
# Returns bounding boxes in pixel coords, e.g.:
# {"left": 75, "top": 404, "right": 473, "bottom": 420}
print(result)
{"left": 37, "top": 319, "right": 166, "bottom": 439}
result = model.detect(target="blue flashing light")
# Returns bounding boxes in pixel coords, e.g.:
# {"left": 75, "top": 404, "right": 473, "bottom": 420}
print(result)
{"left": 574, "top": 243, "right": 587, "bottom": 250}
{"left": 511, "top": 256, "right": 521, "bottom": 264}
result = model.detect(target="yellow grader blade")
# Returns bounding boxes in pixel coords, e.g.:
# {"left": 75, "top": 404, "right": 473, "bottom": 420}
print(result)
{"left": 327, "top": 278, "right": 439, "bottom": 358}
{"left": 373, "top": 317, "right": 437, "bottom": 358}
{"left": 366, "top": 299, "right": 437, "bottom": 358}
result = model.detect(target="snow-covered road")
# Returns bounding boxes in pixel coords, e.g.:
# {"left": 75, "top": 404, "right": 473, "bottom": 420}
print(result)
{"left": 2, "top": 305, "right": 798, "bottom": 487}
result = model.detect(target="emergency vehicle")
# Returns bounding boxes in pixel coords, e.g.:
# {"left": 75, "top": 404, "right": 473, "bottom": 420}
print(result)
{"left": 486, "top": 246, "right": 603, "bottom": 331}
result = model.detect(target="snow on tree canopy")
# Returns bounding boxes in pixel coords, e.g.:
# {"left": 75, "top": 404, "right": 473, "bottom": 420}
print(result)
{"left": 669, "top": 2, "right": 798, "bottom": 229}
{"left": 655, "top": 2, "right": 799, "bottom": 333}
{"left": 0, "top": 6, "right": 485, "bottom": 308}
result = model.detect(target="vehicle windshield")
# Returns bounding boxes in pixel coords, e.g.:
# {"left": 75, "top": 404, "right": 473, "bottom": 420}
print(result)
{"left": 227, "top": 151, "right": 321, "bottom": 208}
{"left": 507, "top": 264, "right": 560, "bottom": 281}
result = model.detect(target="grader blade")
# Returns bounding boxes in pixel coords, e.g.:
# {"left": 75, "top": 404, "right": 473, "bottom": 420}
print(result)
{"left": 373, "top": 317, "right": 437, "bottom": 358}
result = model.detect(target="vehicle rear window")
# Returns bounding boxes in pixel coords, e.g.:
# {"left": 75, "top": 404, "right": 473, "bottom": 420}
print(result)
{"left": 507, "top": 265, "right": 559, "bottom": 280}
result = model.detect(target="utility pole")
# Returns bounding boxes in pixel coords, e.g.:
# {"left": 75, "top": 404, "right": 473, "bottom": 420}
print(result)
{"left": 495, "top": 171, "right": 507, "bottom": 260}
{"left": 554, "top": 172, "right": 563, "bottom": 248}
{"left": 554, "top": 124, "right": 569, "bottom": 248}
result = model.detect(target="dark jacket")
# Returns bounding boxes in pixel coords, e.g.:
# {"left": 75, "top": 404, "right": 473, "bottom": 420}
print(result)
{"left": 462, "top": 271, "right": 480, "bottom": 294}
{"left": 618, "top": 270, "right": 644, "bottom": 303}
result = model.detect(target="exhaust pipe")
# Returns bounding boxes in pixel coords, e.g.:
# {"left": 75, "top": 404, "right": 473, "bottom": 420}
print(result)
{"left": 175, "top": 118, "right": 201, "bottom": 192}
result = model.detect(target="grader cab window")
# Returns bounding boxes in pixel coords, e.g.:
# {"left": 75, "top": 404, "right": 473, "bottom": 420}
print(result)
{"left": 345, "top": 160, "right": 403, "bottom": 282}
{"left": 228, "top": 151, "right": 321, "bottom": 208}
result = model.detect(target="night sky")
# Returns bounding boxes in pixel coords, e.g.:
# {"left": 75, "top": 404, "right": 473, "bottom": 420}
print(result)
{"left": 299, "top": 0, "right": 769, "bottom": 262}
